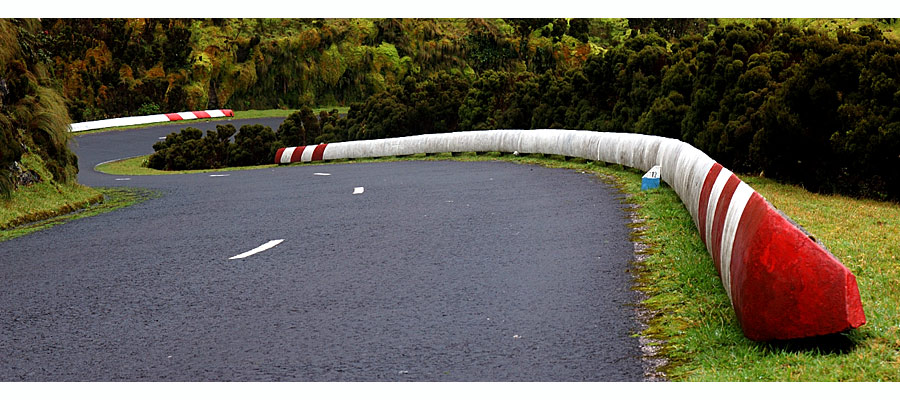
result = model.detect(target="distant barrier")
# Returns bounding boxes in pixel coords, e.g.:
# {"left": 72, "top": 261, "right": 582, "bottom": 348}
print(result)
{"left": 69, "top": 109, "right": 234, "bottom": 133}
{"left": 276, "top": 130, "right": 866, "bottom": 341}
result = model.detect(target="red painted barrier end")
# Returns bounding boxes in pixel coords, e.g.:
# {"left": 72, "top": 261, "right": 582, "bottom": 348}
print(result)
{"left": 731, "top": 193, "right": 866, "bottom": 340}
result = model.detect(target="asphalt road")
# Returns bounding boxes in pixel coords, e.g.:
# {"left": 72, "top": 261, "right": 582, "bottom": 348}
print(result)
{"left": 1, "top": 119, "right": 646, "bottom": 381}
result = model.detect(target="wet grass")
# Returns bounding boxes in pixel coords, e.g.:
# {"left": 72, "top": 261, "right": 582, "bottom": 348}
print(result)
{"left": 0, "top": 181, "right": 103, "bottom": 231}
{"left": 1, "top": 153, "right": 104, "bottom": 231}
{"left": 1, "top": 186, "right": 159, "bottom": 242}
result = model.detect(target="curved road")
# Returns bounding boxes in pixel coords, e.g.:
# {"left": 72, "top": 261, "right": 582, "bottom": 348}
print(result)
{"left": 1, "top": 119, "right": 645, "bottom": 381}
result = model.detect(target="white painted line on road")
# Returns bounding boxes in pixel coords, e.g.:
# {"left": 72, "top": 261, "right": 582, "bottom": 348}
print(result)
{"left": 229, "top": 239, "right": 284, "bottom": 260}
{"left": 210, "top": 174, "right": 230, "bottom": 177}
{"left": 158, "top": 137, "right": 167, "bottom": 140}
{"left": 314, "top": 173, "right": 331, "bottom": 176}
{"left": 353, "top": 187, "right": 365, "bottom": 195}
{"left": 115, "top": 178, "right": 131, "bottom": 181}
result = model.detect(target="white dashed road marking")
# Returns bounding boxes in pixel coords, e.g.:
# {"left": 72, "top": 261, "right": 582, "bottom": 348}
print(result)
{"left": 314, "top": 173, "right": 331, "bottom": 176}
{"left": 115, "top": 178, "right": 131, "bottom": 181}
{"left": 229, "top": 240, "right": 284, "bottom": 260}
{"left": 210, "top": 174, "right": 230, "bottom": 177}
{"left": 353, "top": 187, "right": 365, "bottom": 195}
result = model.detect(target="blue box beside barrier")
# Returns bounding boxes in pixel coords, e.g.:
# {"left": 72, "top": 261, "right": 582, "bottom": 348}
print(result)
{"left": 641, "top": 165, "right": 661, "bottom": 191}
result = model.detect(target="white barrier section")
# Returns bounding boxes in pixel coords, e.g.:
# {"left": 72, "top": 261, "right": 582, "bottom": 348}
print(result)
{"left": 289, "top": 129, "right": 866, "bottom": 341}
{"left": 69, "top": 114, "right": 170, "bottom": 132}
{"left": 68, "top": 109, "right": 234, "bottom": 133}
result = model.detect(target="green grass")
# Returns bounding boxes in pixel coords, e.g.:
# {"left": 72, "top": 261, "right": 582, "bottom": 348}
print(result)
{"left": 496, "top": 156, "right": 900, "bottom": 381}
{"left": 0, "top": 180, "right": 103, "bottom": 230}
{"left": 35, "top": 147, "right": 900, "bottom": 381}
{"left": 1, "top": 152, "right": 159, "bottom": 240}
{"left": 6, "top": 107, "right": 347, "bottom": 235}
{"left": 1, "top": 153, "right": 104, "bottom": 231}
{"left": 622, "top": 170, "right": 900, "bottom": 381}
{"left": 315, "top": 153, "right": 900, "bottom": 381}
{"left": 95, "top": 154, "right": 281, "bottom": 176}
{"left": 1, "top": 153, "right": 158, "bottom": 242}
{"left": 0, "top": 186, "right": 159, "bottom": 243}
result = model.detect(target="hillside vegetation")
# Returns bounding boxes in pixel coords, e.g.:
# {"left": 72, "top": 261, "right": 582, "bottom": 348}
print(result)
{"left": 1, "top": 19, "right": 82, "bottom": 201}
{"left": 2, "top": 18, "right": 899, "bottom": 204}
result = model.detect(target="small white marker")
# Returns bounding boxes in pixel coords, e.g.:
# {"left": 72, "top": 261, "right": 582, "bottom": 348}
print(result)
{"left": 210, "top": 174, "right": 230, "bottom": 177}
{"left": 314, "top": 173, "right": 331, "bottom": 176}
{"left": 353, "top": 187, "right": 365, "bottom": 195}
{"left": 158, "top": 137, "right": 167, "bottom": 140}
{"left": 115, "top": 178, "right": 131, "bottom": 181}
{"left": 229, "top": 239, "right": 284, "bottom": 260}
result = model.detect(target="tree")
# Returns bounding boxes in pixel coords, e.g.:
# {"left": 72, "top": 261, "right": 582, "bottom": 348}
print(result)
{"left": 276, "top": 106, "right": 319, "bottom": 147}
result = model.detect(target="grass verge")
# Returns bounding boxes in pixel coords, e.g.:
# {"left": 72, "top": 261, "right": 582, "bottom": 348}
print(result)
{"left": 95, "top": 154, "right": 280, "bottom": 176}
{"left": 2, "top": 153, "right": 104, "bottom": 230}
{"left": 1, "top": 186, "right": 158, "bottom": 242}
{"left": 7, "top": 107, "right": 342, "bottom": 234}
{"left": 0, "top": 181, "right": 103, "bottom": 231}
{"left": 67, "top": 150, "right": 900, "bottom": 381}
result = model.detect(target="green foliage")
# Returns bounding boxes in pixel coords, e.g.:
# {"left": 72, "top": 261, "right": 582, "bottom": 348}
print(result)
{"left": 338, "top": 71, "right": 470, "bottom": 142}
{"left": 1, "top": 20, "right": 77, "bottom": 197}
{"left": 228, "top": 124, "right": 277, "bottom": 166}
{"left": 0, "top": 114, "right": 21, "bottom": 197}
{"left": 147, "top": 123, "right": 278, "bottom": 170}
{"left": 9, "top": 18, "right": 900, "bottom": 200}
{"left": 146, "top": 108, "right": 347, "bottom": 171}
{"left": 148, "top": 124, "right": 235, "bottom": 170}
{"left": 334, "top": 19, "right": 900, "bottom": 201}
{"left": 276, "top": 106, "right": 319, "bottom": 147}
{"left": 137, "top": 102, "right": 162, "bottom": 115}
{"left": 148, "top": 126, "right": 203, "bottom": 170}
{"left": 314, "top": 111, "right": 344, "bottom": 144}
{"left": 465, "top": 29, "right": 518, "bottom": 72}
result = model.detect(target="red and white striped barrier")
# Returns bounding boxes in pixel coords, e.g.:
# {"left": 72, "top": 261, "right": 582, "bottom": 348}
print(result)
{"left": 275, "top": 130, "right": 866, "bottom": 340}
{"left": 69, "top": 109, "right": 234, "bottom": 133}
{"left": 274, "top": 144, "right": 328, "bottom": 164}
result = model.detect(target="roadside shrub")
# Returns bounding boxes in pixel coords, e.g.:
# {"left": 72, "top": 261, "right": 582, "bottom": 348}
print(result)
{"left": 227, "top": 124, "right": 278, "bottom": 167}
{"left": 132, "top": 19, "right": 898, "bottom": 200}
{"left": 148, "top": 124, "right": 235, "bottom": 170}
{"left": 275, "top": 106, "right": 319, "bottom": 148}
{"left": 147, "top": 127, "right": 204, "bottom": 170}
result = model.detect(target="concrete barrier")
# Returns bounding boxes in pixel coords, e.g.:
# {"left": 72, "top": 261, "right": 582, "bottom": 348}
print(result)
{"left": 69, "top": 109, "right": 234, "bottom": 133}
{"left": 275, "top": 130, "right": 866, "bottom": 341}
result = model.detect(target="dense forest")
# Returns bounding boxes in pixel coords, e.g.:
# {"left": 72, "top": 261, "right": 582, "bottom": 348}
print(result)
{"left": 2, "top": 18, "right": 899, "bottom": 201}
{"left": 38, "top": 18, "right": 623, "bottom": 120}
{"left": 332, "top": 20, "right": 900, "bottom": 201}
